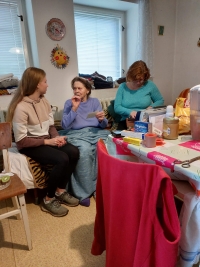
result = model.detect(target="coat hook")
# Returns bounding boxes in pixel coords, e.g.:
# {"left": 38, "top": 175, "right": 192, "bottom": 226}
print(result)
{"left": 17, "top": 15, "right": 23, "bottom": 22}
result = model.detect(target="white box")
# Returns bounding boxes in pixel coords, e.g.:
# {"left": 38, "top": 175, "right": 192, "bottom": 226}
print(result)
{"left": 139, "top": 107, "right": 166, "bottom": 122}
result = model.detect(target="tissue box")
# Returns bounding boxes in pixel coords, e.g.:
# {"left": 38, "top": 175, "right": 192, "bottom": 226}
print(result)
{"left": 139, "top": 107, "right": 166, "bottom": 122}
{"left": 134, "top": 121, "right": 152, "bottom": 133}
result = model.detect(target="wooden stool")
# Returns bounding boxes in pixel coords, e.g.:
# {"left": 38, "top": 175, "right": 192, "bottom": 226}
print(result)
{"left": 0, "top": 122, "right": 32, "bottom": 250}
{"left": 0, "top": 174, "right": 32, "bottom": 250}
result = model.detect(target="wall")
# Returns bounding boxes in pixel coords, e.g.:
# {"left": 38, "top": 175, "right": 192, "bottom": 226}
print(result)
{"left": 173, "top": 0, "right": 200, "bottom": 101}
{"left": 151, "top": 0, "right": 177, "bottom": 106}
{"left": 28, "top": 0, "right": 78, "bottom": 118}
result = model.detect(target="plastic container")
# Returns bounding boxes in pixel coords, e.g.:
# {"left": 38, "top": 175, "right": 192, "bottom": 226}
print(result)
{"left": 190, "top": 110, "right": 200, "bottom": 140}
{"left": 190, "top": 85, "right": 200, "bottom": 140}
{"left": 162, "top": 117, "right": 179, "bottom": 140}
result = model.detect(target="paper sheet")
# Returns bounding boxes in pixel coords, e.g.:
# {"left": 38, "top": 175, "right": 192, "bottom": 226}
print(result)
{"left": 87, "top": 111, "right": 98, "bottom": 118}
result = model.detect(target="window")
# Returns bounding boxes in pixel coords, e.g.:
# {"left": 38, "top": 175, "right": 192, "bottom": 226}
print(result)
{"left": 0, "top": 0, "right": 29, "bottom": 79}
{"left": 74, "top": 8, "right": 123, "bottom": 80}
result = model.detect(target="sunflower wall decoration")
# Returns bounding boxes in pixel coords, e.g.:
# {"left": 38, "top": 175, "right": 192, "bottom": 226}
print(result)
{"left": 50, "top": 44, "right": 69, "bottom": 69}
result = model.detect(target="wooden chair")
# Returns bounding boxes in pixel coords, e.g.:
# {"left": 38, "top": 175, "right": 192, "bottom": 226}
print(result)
{"left": 0, "top": 122, "right": 32, "bottom": 250}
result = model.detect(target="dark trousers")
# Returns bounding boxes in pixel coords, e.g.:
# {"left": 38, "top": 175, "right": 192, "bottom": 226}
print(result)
{"left": 20, "top": 143, "right": 79, "bottom": 198}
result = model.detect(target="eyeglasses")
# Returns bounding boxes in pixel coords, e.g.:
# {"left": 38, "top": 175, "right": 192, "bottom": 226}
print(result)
{"left": 131, "top": 79, "right": 144, "bottom": 85}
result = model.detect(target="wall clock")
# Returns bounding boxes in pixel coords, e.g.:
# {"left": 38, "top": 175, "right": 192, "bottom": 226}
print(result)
{"left": 46, "top": 18, "right": 66, "bottom": 41}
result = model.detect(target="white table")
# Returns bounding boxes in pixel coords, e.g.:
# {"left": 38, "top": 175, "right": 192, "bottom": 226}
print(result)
{"left": 106, "top": 134, "right": 200, "bottom": 196}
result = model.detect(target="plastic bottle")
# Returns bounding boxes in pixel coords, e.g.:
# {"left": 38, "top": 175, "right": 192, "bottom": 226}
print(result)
{"left": 165, "top": 105, "right": 174, "bottom": 118}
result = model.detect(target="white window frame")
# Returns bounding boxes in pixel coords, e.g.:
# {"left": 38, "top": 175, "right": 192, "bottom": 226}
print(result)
{"left": 0, "top": 0, "right": 30, "bottom": 79}
{"left": 74, "top": 4, "right": 126, "bottom": 80}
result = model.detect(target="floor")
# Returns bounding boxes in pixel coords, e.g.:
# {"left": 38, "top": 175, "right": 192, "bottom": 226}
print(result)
{"left": 0, "top": 190, "right": 105, "bottom": 267}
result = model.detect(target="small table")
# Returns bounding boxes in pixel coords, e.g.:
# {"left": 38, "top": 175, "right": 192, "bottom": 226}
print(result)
{"left": 0, "top": 174, "right": 32, "bottom": 250}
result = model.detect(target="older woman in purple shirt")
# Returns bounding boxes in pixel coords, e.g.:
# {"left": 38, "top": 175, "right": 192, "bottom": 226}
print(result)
{"left": 60, "top": 77, "right": 110, "bottom": 206}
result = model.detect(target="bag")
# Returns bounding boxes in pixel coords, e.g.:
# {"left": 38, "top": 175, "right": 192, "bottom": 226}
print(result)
{"left": 93, "top": 77, "right": 113, "bottom": 89}
{"left": 174, "top": 97, "right": 190, "bottom": 134}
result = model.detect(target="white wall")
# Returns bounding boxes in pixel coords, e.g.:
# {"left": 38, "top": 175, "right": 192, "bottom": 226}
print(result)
{"left": 173, "top": 0, "right": 200, "bottom": 101}
{"left": 29, "top": 0, "right": 78, "bottom": 117}
{"left": 151, "top": 0, "right": 177, "bottom": 106}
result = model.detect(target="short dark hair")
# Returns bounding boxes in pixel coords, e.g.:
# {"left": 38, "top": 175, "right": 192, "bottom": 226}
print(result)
{"left": 71, "top": 76, "right": 92, "bottom": 96}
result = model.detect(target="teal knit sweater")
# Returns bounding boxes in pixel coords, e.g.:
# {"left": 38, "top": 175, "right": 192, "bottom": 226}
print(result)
{"left": 114, "top": 80, "right": 164, "bottom": 120}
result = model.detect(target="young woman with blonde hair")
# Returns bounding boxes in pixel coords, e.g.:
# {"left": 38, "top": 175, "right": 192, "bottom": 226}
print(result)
{"left": 7, "top": 67, "right": 80, "bottom": 217}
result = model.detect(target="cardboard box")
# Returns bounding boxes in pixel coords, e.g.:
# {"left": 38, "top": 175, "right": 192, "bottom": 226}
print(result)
{"left": 134, "top": 121, "right": 152, "bottom": 133}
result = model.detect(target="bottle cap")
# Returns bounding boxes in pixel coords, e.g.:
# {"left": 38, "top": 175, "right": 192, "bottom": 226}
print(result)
{"left": 166, "top": 105, "right": 174, "bottom": 117}
{"left": 166, "top": 105, "right": 173, "bottom": 113}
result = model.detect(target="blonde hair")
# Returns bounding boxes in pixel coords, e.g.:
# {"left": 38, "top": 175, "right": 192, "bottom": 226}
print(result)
{"left": 6, "top": 67, "right": 46, "bottom": 122}
{"left": 126, "top": 60, "right": 150, "bottom": 83}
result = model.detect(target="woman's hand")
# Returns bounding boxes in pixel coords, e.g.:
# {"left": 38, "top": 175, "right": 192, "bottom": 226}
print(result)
{"left": 44, "top": 136, "right": 67, "bottom": 147}
{"left": 71, "top": 95, "right": 81, "bottom": 112}
{"left": 130, "top": 111, "right": 137, "bottom": 119}
{"left": 146, "top": 106, "right": 152, "bottom": 109}
{"left": 96, "top": 111, "right": 105, "bottom": 122}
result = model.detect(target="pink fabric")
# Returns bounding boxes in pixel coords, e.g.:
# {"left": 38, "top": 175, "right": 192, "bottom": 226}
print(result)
{"left": 147, "top": 151, "right": 177, "bottom": 171}
{"left": 112, "top": 137, "right": 132, "bottom": 155}
{"left": 179, "top": 140, "right": 200, "bottom": 152}
{"left": 91, "top": 141, "right": 180, "bottom": 267}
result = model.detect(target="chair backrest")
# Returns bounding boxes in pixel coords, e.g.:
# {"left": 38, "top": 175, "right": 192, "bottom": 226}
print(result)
{"left": 0, "top": 122, "right": 12, "bottom": 172}
{"left": 92, "top": 139, "right": 180, "bottom": 267}
{"left": 173, "top": 88, "right": 190, "bottom": 108}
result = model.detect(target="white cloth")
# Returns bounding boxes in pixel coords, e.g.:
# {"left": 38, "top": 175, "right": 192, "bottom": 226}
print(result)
{"left": 0, "top": 73, "right": 13, "bottom": 82}
{"left": 179, "top": 192, "right": 200, "bottom": 267}
{"left": 8, "top": 143, "right": 34, "bottom": 189}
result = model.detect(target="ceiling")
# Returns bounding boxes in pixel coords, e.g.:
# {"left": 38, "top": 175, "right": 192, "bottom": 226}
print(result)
{"left": 73, "top": 0, "right": 135, "bottom": 11}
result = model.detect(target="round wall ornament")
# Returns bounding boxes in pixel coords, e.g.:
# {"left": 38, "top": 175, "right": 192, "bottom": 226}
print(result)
{"left": 50, "top": 44, "right": 69, "bottom": 69}
{"left": 46, "top": 18, "right": 66, "bottom": 41}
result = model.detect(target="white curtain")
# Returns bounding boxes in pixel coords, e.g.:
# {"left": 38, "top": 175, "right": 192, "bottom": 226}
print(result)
{"left": 135, "top": 0, "right": 154, "bottom": 76}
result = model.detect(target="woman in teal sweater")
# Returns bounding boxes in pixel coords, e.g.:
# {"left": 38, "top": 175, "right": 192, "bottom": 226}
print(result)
{"left": 114, "top": 60, "right": 164, "bottom": 129}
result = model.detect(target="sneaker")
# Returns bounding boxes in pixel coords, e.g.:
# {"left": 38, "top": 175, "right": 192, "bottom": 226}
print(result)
{"left": 55, "top": 192, "right": 79, "bottom": 207}
{"left": 80, "top": 198, "right": 90, "bottom": 207}
{"left": 41, "top": 198, "right": 68, "bottom": 217}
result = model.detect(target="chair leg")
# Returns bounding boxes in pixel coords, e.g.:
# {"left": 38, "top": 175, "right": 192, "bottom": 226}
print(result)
{"left": 11, "top": 196, "right": 21, "bottom": 220}
{"left": 33, "top": 188, "right": 40, "bottom": 205}
{"left": 18, "top": 194, "right": 32, "bottom": 250}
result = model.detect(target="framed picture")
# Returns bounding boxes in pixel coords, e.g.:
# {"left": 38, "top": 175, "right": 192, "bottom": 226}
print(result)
{"left": 158, "top": 25, "right": 164, "bottom": 36}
